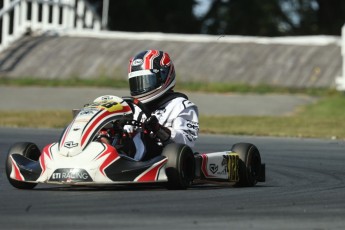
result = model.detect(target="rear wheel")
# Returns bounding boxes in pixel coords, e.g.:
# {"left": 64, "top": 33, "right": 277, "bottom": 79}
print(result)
{"left": 6, "top": 142, "right": 41, "bottom": 189}
{"left": 161, "top": 143, "right": 195, "bottom": 189}
{"left": 231, "top": 143, "right": 262, "bottom": 187}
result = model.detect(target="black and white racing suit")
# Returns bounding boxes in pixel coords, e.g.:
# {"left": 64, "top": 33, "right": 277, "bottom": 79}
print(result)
{"left": 125, "top": 93, "right": 199, "bottom": 161}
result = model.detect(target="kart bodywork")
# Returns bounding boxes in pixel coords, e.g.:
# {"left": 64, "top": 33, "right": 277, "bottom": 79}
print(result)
{"left": 6, "top": 95, "right": 265, "bottom": 189}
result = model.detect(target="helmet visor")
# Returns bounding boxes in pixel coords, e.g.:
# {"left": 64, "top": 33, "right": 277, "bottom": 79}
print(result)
{"left": 129, "top": 72, "right": 160, "bottom": 96}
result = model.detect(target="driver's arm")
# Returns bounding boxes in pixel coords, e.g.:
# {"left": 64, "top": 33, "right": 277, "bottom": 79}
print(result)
{"left": 168, "top": 106, "right": 199, "bottom": 147}
{"left": 146, "top": 105, "right": 199, "bottom": 147}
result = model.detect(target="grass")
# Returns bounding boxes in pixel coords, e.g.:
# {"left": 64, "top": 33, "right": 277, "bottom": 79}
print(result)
{"left": 1, "top": 77, "right": 344, "bottom": 139}
{"left": 0, "top": 77, "right": 130, "bottom": 88}
{"left": 0, "top": 77, "right": 339, "bottom": 96}
{"left": 200, "top": 115, "right": 344, "bottom": 139}
{"left": 201, "top": 95, "right": 345, "bottom": 139}
{"left": 1, "top": 95, "right": 345, "bottom": 139}
{"left": 0, "top": 110, "right": 72, "bottom": 129}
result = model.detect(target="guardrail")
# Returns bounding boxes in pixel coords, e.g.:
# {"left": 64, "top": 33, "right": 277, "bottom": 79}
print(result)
{"left": 336, "top": 24, "right": 345, "bottom": 91}
{"left": 0, "top": 0, "right": 101, "bottom": 52}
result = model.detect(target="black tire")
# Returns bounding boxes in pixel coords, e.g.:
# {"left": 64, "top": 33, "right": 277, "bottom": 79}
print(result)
{"left": 161, "top": 143, "right": 195, "bottom": 190}
{"left": 231, "top": 143, "right": 262, "bottom": 187}
{"left": 6, "top": 142, "right": 41, "bottom": 189}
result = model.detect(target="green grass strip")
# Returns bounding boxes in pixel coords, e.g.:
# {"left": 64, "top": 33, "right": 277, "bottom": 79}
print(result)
{"left": 1, "top": 95, "right": 345, "bottom": 139}
{"left": 0, "top": 77, "right": 340, "bottom": 96}
{"left": 1, "top": 77, "right": 344, "bottom": 139}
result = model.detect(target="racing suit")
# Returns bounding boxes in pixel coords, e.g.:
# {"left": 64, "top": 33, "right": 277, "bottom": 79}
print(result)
{"left": 124, "top": 92, "right": 199, "bottom": 161}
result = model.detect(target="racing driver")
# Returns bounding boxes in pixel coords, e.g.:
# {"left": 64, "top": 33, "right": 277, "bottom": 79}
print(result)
{"left": 124, "top": 50, "right": 199, "bottom": 161}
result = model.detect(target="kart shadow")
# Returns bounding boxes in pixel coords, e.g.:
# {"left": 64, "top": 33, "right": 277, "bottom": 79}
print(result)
{"left": 35, "top": 184, "right": 166, "bottom": 192}
{"left": 34, "top": 183, "right": 269, "bottom": 192}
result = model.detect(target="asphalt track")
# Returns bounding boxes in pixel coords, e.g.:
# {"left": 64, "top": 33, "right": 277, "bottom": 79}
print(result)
{"left": 1, "top": 128, "right": 345, "bottom": 230}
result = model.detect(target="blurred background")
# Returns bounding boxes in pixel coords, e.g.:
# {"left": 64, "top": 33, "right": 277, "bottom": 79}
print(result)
{"left": 0, "top": 0, "right": 344, "bottom": 90}
{"left": 88, "top": 0, "right": 345, "bottom": 36}
{"left": 0, "top": 0, "right": 344, "bottom": 137}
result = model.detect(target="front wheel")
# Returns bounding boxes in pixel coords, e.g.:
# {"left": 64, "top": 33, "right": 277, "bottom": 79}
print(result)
{"left": 6, "top": 142, "right": 41, "bottom": 189}
{"left": 231, "top": 143, "right": 262, "bottom": 187}
{"left": 161, "top": 143, "right": 195, "bottom": 190}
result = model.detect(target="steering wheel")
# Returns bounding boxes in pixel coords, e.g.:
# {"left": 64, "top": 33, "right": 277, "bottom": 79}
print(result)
{"left": 122, "top": 96, "right": 151, "bottom": 117}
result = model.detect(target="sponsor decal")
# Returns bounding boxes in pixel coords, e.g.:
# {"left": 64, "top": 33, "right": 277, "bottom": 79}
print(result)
{"left": 219, "top": 153, "right": 239, "bottom": 182}
{"left": 227, "top": 154, "right": 239, "bottom": 182}
{"left": 64, "top": 141, "right": 78, "bottom": 148}
{"left": 154, "top": 108, "right": 166, "bottom": 117}
{"left": 101, "top": 96, "right": 112, "bottom": 101}
{"left": 132, "top": 59, "right": 143, "bottom": 66}
{"left": 187, "top": 123, "right": 199, "bottom": 130}
{"left": 209, "top": 164, "right": 218, "bottom": 174}
{"left": 79, "top": 110, "right": 97, "bottom": 116}
{"left": 183, "top": 132, "right": 194, "bottom": 142}
{"left": 209, "top": 163, "right": 228, "bottom": 176}
{"left": 201, "top": 153, "right": 238, "bottom": 180}
{"left": 50, "top": 168, "right": 92, "bottom": 182}
{"left": 186, "top": 120, "right": 199, "bottom": 131}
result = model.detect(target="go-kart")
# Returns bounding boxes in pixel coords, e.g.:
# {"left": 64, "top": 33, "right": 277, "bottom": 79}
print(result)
{"left": 6, "top": 95, "right": 265, "bottom": 190}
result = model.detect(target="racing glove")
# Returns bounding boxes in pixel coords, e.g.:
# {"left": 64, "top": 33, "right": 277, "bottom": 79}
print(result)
{"left": 144, "top": 115, "right": 171, "bottom": 142}
{"left": 96, "top": 129, "right": 113, "bottom": 144}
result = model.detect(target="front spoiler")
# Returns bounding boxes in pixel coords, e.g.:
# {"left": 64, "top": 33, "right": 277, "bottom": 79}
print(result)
{"left": 9, "top": 153, "right": 169, "bottom": 185}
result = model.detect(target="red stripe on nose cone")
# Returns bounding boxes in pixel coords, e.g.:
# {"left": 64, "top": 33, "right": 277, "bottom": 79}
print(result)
{"left": 40, "top": 143, "right": 54, "bottom": 176}
{"left": 136, "top": 159, "right": 167, "bottom": 182}
{"left": 96, "top": 144, "right": 120, "bottom": 176}
{"left": 11, "top": 159, "right": 24, "bottom": 181}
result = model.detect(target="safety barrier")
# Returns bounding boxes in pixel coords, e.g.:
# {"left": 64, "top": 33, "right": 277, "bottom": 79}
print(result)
{"left": 0, "top": 0, "right": 101, "bottom": 52}
{"left": 0, "top": 1, "right": 343, "bottom": 90}
{"left": 336, "top": 24, "right": 345, "bottom": 91}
